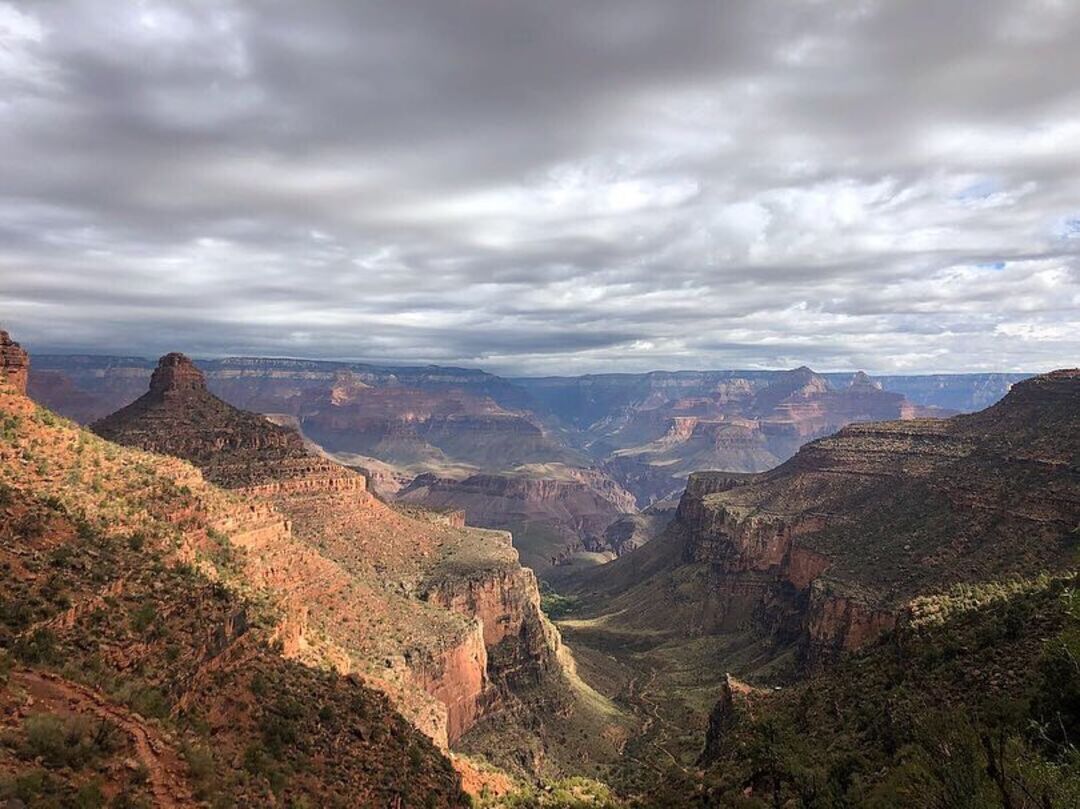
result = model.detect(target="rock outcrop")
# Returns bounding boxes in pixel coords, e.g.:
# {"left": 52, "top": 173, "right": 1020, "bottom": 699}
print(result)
{"left": 569, "top": 369, "right": 1078, "bottom": 685}
{"left": 598, "top": 367, "right": 955, "bottom": 504}
{"left": 600, "top": 498, "right": 678, "bottom": 557}
{"left": 0, "top": 334, "right": 470, "bottom": 805}
{"left": 0, "top": 329, "right": 29, "bottom": 394}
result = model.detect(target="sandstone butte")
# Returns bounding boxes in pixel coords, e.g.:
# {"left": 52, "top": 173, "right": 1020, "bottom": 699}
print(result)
{"left": 0, "top": 330, "right": 470, "bottom": 806}
{"left": 90, "top": 350, "right": 578, "bottom": 754}
{"left": 571, "top": 366, "right": 1079, "bottom": 671}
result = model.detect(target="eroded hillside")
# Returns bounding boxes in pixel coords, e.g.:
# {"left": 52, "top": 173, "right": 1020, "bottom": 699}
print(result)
{"left": 0, "top": 330, "right": 469, "bottom": 806}
{"left": 548, "top": 369, "right": 1079, "bottom": 802}
{"left": 87, "top": 350, "right": 629, "bottom": 776}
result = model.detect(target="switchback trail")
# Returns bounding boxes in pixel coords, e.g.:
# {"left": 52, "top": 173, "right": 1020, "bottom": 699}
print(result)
{"left": 12, "top": 669, "right": 198, "bottom": 808}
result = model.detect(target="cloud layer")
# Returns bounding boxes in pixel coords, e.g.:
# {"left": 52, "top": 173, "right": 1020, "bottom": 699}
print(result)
{"left": 2, "top": 0, "right": 1078, "bottom": 374}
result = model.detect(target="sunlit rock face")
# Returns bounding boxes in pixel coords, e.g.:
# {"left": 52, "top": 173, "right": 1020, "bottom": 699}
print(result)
{"left": 90, "top": 352, "right": 564, "bottom": 751}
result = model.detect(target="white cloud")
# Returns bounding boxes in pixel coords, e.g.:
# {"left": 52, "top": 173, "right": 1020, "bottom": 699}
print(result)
{"left": 0, "top": 0, "right": 1078, "bottom": 374}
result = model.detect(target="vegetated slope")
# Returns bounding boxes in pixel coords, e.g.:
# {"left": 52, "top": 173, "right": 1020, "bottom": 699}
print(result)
{"left": 650, "top": 575, "right": 1080, "bottom": 807}
{"left": 88, "top": 350, "right": 629, "bottom": 777}
{"left": 0, "top": 330, "right": 468, "bottom": 807}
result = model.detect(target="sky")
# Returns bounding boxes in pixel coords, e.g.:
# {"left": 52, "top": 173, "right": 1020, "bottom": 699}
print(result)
{"left": 1, "top": 0, "right": 1079, "bottom": 376}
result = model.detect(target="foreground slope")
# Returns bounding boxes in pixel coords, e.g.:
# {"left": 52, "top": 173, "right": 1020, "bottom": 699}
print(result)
{"left": 654, "top": 574, "right": 1080, "bottom": 807}
{"left": 0, "top": 330, "right": 468, "bottom": 806}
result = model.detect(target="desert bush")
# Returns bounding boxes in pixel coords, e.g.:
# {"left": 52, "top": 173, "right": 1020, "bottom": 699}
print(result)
{"left": 19, "top": 713, "right": 120, "bottom": 769}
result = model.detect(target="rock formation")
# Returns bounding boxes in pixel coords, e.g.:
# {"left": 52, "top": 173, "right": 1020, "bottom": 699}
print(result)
{"left": 0, "top": 333, "right": 469, "bottom": 805}
{"left": 599, "top": 499, "right": 678, "bottom": 557}
{"left": 90, "top": 353, "right": 564, "bottom": 751}
{"left": 628, "top": 369, "right": 1080, "bottom": 663}
{"left": 0, "top": 329, "right": 29, "bottom": 394}
{"left": 587, "top": 367, "right": 955, "bottom": 506}
{"left": 397, "top": 466, "right": 638, "bottom": 571}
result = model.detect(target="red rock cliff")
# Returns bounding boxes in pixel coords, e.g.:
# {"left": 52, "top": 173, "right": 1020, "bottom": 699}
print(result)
{"left": 0, "top": 330, "right": 29, "bottom": 395}
{"left": 671, "top": 370, "right": 1079, "bottom": 665}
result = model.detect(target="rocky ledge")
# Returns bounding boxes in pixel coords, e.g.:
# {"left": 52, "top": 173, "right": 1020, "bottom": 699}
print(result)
{"left": 90, "top": 352, "right": 566, "bottom": 750}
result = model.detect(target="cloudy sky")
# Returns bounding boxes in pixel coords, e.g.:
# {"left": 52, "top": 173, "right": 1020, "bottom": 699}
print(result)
{"left": 1, "top": 0, "right": 1078, "bottom": 375}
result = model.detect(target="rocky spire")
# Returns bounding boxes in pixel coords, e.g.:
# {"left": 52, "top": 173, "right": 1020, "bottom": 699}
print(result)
{"left": 148, "top": 352, "right": 206, "bottom": 397}
{"left": 0, "top": 329, "right": 29, "bottom": 395}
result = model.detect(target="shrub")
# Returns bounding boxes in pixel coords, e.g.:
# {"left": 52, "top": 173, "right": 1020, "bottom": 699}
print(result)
{"left": 13, "top": 627, "right": 59, "bottom": 664}
{"left": 130, "top": 603, "right": 157, "bottom": 634}
{"left": 19, "top": 713, "right": 119, "bottom": 769}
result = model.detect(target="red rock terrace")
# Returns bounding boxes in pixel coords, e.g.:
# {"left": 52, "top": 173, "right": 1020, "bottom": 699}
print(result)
{"left": 88, "top": 352, "right": 570, "bottom": 753}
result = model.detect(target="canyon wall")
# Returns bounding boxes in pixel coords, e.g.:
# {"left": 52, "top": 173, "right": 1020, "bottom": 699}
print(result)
{"left": 660, "top": 370, "right": 1079, "bottom": 665}
{"left": 397, "top": 468, "right": 638, "bottom": 570}
{"left": 90, "top": 353, "right": 564, "bottom": 750}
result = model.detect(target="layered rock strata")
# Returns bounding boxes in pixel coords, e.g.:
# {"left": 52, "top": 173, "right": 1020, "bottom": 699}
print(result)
{"left": 92, "top": 353, "right": 561, "bottom": 748}
{"left": 673, "top": 369, "right": 1079, "bottom": 663}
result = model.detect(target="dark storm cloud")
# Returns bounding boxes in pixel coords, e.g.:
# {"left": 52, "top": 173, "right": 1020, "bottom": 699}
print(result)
{"left": 1, "top": 0, "right": 1078, "bottom": 374}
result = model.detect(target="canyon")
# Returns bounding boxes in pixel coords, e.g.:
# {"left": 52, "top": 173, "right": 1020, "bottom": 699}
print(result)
{"left": 549, "top": 367, "right": 1079, "bottom": 802}
{"left": 5, "top": 326, "right": 1078, "bottom": 806}
{"left": 0, "top": 331, "right": 470, "bottom": 805}
{"left": 90, "top": 351, "right": 590, "bottom": 758}
{"left": 567, "top": 368, "right": 1078, "bottom": 655}
{"left": 397, "top": 466, "right": 639, "bottom": 571}
{"left": 28, "top": 354, "right": 1002, "bottom": 575}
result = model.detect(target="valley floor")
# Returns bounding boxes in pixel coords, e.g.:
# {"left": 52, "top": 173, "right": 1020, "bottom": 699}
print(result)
{"left": 552, "top": 604, "right": 796, "bottom": 797}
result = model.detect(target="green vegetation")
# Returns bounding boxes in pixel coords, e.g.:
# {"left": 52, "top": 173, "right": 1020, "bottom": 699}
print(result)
{"left": 482, "top": 777, "right": 624, "bottom": 808}
{"left": 644, "top": 575, "right": 1080, "bottom": 808}
{"left": 540, "top": 582, "right": 581, "bottom": 619}
{"left": 15, "top": 712, "right": 121, "bottom": 769}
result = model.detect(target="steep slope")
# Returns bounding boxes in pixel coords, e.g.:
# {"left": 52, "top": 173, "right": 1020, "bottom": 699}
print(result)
{"left": 86, "top": 351, "right": 630, "bottom": 779}
{"left": 649, "top": 576, "right": 1080, "bottom": 807}
{"left": 680, "top": 369, "right": 1078, "bottom": 662}
{"left": 575, "top": 370, "right": 1078, "bottom": 662}
{"left": 545, "top": 371, "right": 1078, "bottom": 799}
{"left": 0, "top": 333, "right": 468, "bottom": 806}
{"left": 91, "top": 353, "right": 564, "bottom": 748}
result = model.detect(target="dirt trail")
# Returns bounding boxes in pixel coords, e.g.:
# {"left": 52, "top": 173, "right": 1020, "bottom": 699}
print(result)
{"left": 12, "top": 669, "right": 198, "bottom": 808}
{"left": 622, "top": 669, "right": 692, "bottom": 775}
